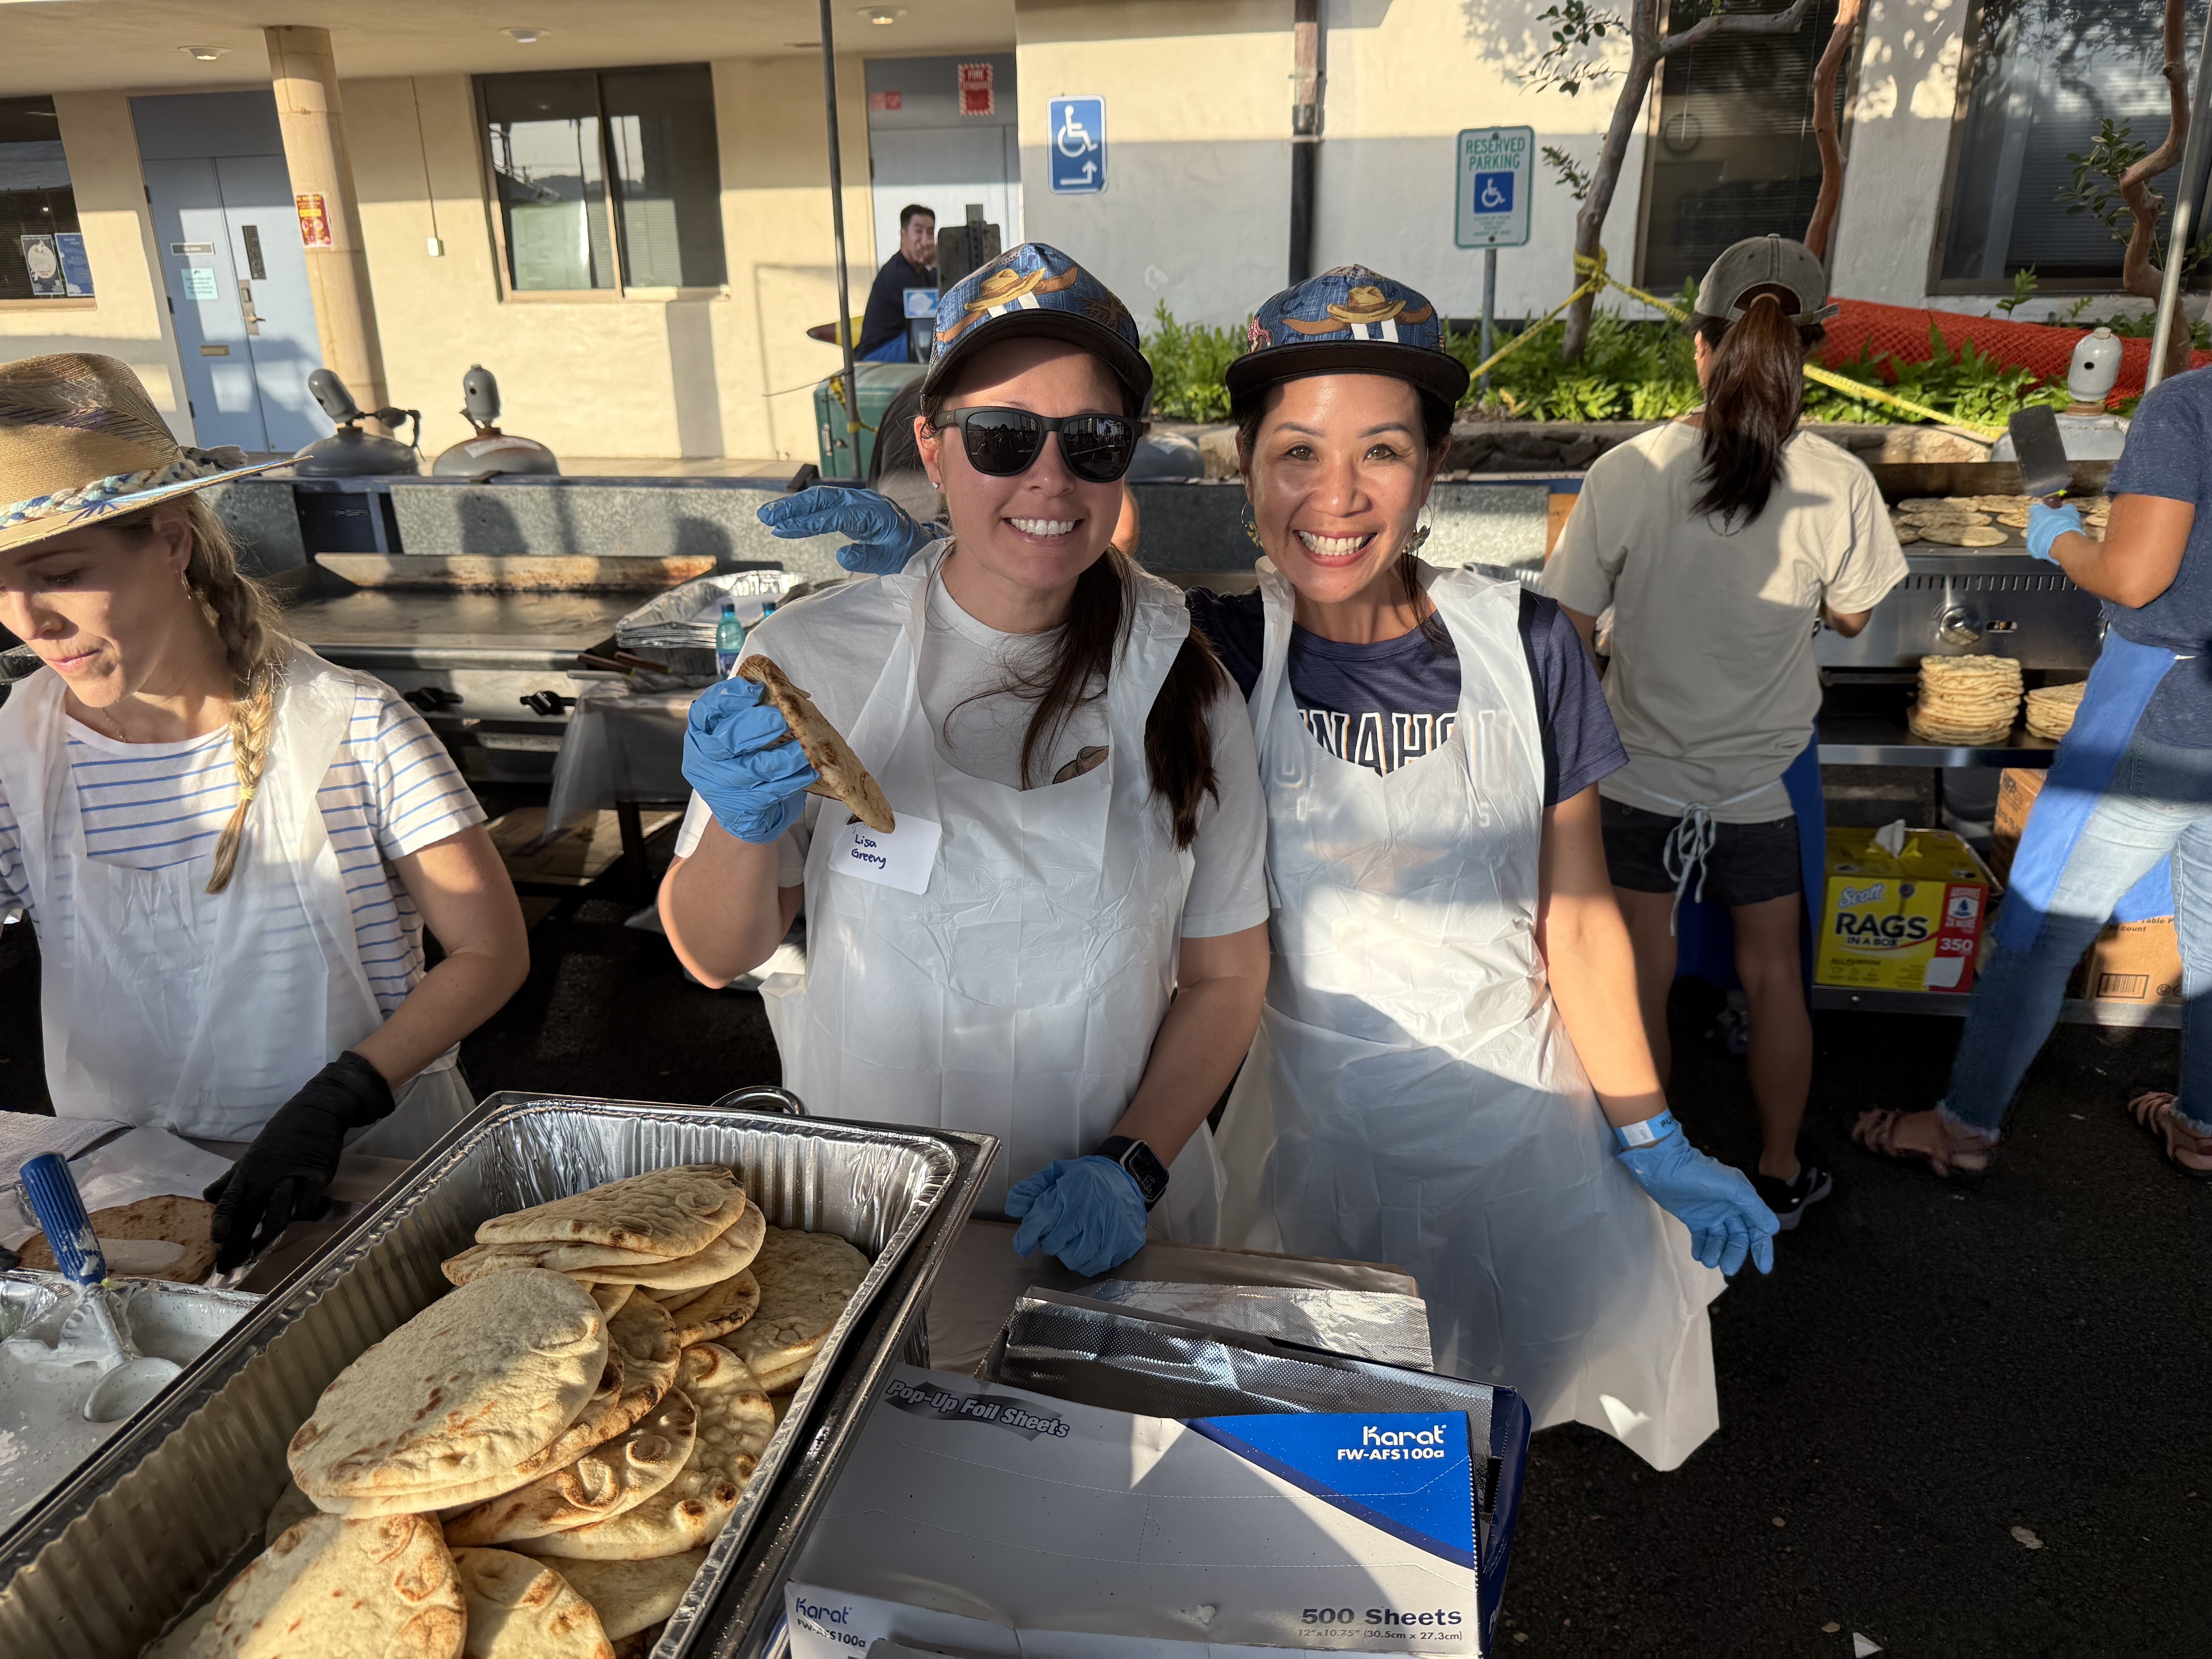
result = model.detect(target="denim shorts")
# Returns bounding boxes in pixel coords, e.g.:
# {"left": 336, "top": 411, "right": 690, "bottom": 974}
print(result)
{"left": 1601, "top": 797, "right": 1803, "bottom": 907}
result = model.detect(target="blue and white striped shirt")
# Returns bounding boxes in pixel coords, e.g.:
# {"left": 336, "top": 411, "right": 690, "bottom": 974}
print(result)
{"left": 0, "top": 683, "right": 484, "bottom": 1017}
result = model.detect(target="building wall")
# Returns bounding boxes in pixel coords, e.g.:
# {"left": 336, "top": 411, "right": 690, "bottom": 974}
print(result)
{"left": 341, "top": 60, "right": 876, "bottom": 465}
{"left": 0, "top": 91, "right": 189, "bottom": 439}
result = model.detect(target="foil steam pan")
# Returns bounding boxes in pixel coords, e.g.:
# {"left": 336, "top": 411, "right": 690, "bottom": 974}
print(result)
{"left": 0, "top": 1274, "right": 260, "bottom": 1534}
{"left": 1074, "top": 1279, "right": 1434, "bottom": 1370}
{"left": 988, "top": 1289, "right": 1530, "bottom": 1651}
{"left": 0, "top": 1096, "right": 979, "bottom": 1658}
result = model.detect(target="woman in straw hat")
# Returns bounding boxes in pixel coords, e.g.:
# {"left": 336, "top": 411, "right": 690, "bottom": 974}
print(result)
{"left": 0, "top": 354, "right": 527, "bottom": 1270}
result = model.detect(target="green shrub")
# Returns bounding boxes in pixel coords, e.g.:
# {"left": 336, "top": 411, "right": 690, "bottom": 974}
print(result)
{"left": 1140, "top": 304, "right": 1247, "bottom": 422}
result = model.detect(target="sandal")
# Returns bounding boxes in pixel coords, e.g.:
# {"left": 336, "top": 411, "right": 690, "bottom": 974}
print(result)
{"left": 2125, "top": 1089, "right": 2212, "bottom": 1179}
{"left": 1851, "top": 1107, "right": 1996, "bottom": 1179}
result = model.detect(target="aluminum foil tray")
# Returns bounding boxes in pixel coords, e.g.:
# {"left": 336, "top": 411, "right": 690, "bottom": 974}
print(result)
{"left": 0, "top": 1094, "right": 993, "bottom": 1658}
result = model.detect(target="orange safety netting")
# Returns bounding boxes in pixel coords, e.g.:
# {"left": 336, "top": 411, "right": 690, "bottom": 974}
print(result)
{"left": 1820, "top": 299, "right": 2212, "bottom": 404}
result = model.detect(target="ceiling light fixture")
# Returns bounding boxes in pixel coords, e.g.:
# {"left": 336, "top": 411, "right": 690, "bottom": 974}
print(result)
{"left": 179, "top": 45, "right": 229, "bottom": 61}
{"left": 857, "top": 7, "right": 907, "bottom": 23}
{"left": 505, "top": 27, "right": 546, "bottom": 44}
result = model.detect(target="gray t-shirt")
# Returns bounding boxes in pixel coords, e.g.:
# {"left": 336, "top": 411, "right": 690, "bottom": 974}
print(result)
{"left": 1540, "top": 422, "right": 1907, "bottom": 822}
{"left": 2104, "top": 369, "right": 2212, "bottom": 747}
{"left": 675, "top": 568, "right": 1269, "bottom": 939}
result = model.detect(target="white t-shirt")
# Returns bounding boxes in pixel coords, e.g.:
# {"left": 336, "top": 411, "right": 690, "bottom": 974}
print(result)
{"left": 675, "top": 568, "right": 1269, "bottom": 939}
{"left": 0, "top": 681, "right": 484, "bottom": 1016}
{"left": 1540, "top": 422, "right": 1908, "bottom": 821}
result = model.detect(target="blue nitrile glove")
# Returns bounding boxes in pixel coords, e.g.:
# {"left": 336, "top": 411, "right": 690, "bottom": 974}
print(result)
{"left": 2026, "top": 499, "right": 2082, "bottom": 564}
{"left": 757, "top": 485, "right": 939, "bottom": 576}
{"left": 682, "top": 675, "right": 820, "bottom": 843}
{"left": 1614, "top": 1110, "right": 1778, "bottom": 1276}
{"left": 1006, "top": 1157, "right": 1149, "bottom": 1278}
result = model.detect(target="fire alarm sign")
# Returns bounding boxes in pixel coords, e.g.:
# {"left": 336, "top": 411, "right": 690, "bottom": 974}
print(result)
{"left": 958, "top": 62, "right": 994, "bottom": 117}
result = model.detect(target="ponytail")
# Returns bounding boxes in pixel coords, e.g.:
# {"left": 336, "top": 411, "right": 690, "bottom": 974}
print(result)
{"left": 113, "top": 495, "right": 293, "bottom": 893}
{"left": 1692, "top": 292, "right": 1826, "bottom": 526}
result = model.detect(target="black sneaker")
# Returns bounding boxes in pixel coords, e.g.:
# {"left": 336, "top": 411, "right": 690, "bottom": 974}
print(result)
{"left": 1754, "top": 1163, "right": 1833, "bottom": 1231}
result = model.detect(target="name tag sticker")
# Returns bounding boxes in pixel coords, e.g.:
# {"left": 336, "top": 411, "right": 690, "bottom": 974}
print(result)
{"left": 826, "top": 812, "right": 939, "bottom": 895}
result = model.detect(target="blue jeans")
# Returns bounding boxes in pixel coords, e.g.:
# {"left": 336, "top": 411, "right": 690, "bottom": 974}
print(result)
{"left": 1942, "top": 733, "right": 2212, "bottom": 1139}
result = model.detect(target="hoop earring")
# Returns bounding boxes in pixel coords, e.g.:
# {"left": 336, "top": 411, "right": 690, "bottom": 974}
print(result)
{"left": 1240, "top": 499, "right": 1263, "bottom": 549}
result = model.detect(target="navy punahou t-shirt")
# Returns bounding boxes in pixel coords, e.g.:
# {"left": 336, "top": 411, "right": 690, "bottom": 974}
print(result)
{"left": 1185, "top": 584, "right": 1626, "bottom": 805}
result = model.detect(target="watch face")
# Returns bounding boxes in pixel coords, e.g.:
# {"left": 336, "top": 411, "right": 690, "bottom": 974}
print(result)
{"left": 1119, "top": 1140, "right": 1168, "bottom": 1204}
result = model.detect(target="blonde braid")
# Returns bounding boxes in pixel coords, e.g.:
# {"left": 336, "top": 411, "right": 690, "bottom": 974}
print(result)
{"left": 171, "top": 495, "right": 292, "bottom": 893}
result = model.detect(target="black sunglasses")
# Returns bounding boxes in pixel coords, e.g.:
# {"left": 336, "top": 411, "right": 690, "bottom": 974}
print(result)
{"left": 929, "top": 407, "right": 1140, "bottom": 484}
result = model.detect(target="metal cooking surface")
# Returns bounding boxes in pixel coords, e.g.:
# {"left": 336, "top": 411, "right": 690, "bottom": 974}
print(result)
{"left": 1817, "top": 552, "right": 2102, "bottom": 672}
{"left": 283, "top": 590, "right": 637, "bottom": 657}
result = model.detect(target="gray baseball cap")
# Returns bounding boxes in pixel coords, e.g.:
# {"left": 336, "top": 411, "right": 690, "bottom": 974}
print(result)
{"left": 1693, "top": 235, "right": 1838, "bottom": 327}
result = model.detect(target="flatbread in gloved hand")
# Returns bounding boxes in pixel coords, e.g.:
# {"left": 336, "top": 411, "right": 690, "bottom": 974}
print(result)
{"left": 735, "top": 655, "right": 894, "bottom": 834}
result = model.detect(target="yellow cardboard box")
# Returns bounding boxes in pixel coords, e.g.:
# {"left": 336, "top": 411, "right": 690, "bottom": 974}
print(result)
{"left": 1814, "top": 828, "right": 1994, "bottom": 993}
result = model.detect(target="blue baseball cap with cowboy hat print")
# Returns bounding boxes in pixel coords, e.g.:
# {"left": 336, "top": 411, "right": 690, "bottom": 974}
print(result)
{"left": 921, "top": 242, "right": 1153, "bottom": 415}
{"left": 1226, "top": 265, "right": 1470, "bottom": 411}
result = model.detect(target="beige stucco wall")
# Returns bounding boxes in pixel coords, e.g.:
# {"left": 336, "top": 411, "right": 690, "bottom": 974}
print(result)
{"left": 0, "top": 91, "right": 190, "bottom": 440}
{"left": 1013, "top": 0, "right": 1650, "bottom": 329}
{"left": 343, "top": 60, "right": 875, "bottom": 464}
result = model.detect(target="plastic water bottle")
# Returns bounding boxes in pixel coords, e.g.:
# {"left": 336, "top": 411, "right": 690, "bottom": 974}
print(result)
{"left": 715, "top": 599, "right": 746, "bottom": 678}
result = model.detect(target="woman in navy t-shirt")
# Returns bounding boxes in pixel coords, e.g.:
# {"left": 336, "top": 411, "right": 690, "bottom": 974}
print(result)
{"left": 1190, "top": 267, "right": 1772, "bottom": 1470}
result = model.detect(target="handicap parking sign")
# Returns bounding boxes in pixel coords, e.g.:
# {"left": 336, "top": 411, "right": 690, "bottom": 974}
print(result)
{"left": 1456, "top": 127, "right": 1534, "bottom": 249}
{"left": 1049, "top": 96, "right": 1106, "bottom": 194}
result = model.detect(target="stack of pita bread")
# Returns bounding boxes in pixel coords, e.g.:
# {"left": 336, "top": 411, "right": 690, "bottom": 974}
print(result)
{"left": 1908, "top": 654, "right": 2025, "bottom": 745}
{"left": 2025, "top": 677, "right": 2088, "bottom": 740}
{"left": 156, "top": 1166, "right": 872, "bottom": 1658}
{"left": 1890, "top": 496, "right": 2011, "bottom": 548}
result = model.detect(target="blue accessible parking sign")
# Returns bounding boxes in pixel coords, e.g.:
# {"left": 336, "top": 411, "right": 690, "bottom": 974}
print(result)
{"left": 1456, "top": 128, "right": 1534, "bottom": 249}
{"left": 1049, "top": 97, "right": 1106, "bottom": 194}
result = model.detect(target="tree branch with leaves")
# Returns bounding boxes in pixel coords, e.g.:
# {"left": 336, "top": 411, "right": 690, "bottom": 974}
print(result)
{"left": 1532, "top": 0, "right": 1819, "bottom": 363}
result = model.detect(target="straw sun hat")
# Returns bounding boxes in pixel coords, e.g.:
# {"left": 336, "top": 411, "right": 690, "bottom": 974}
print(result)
{"left": 0, "top": 352, "right": 285, "bottom": 558}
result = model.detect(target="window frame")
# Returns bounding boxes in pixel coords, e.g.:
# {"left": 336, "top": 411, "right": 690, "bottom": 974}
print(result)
{"left": 1925, "top": 0, "right": 2207, "bottom": 297}
{"left": 473, "top": 62, "right": 728, "bottom": 302}
{"left": 0, "top": 93, "right": 94, "bottom": 310}
{"left": 1632, "top": 0, "right": 1859, "bottom": 293}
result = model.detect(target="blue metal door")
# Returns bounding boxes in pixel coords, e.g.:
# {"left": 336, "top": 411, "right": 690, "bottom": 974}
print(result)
{"left": 145, "top": 156, "right": 266, "bottom": 451}
{"left": 213, "top": 155, "right": 325, "bottom": 452}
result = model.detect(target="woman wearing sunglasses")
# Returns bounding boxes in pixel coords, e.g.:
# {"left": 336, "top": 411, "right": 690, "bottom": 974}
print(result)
{"left": 660, "top": 245, "right": 1269, "bottom": 1275}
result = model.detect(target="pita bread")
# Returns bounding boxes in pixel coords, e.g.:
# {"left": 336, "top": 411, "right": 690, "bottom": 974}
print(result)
{"left": 143, "top": 1597, "right": 217, "bottom": 1659}
{"left": 662, "top": 1271, "right": 760, "bottom": 1349}
{"left": 519, "top": 1345, "right": 772, "bottom": 1561}
{"left": 263, "top": 1479, "right": 319, "bottom": 1550}
{"left": 737, "top": 654, "right": 894, "bottom": 833}
{"left": 564, "top": 1221, "right": 759, "bottom": 1294}
{"left": 587, "top": 1283, "right": 634, "bottom": 1319}
{"left": 290, "top": 1271, "right": 607, "bottom": 1501}
{"left": 452, "top": 1548, "right": 615, "bottom": 1659}
{"left": 543, "top": 1552, "right": 706, "bottom": 1641}
{"left": 443, "top": 1239, "right": 680, "bottom": 1287}
{"left": 445, "top": 1389, "right": 698, "bottom": 1546}
{"left": 477, "top": 1167, "right": 745, "bottom": 1257}
{"left": 195, "top": 1513, "right": 465, "bottom": 1659}
{"left": 17, "top": 1195, "right": 216, "bottom": 1283}
{"left": 726, "top": 1228, "right": 869, "bottom": 1394}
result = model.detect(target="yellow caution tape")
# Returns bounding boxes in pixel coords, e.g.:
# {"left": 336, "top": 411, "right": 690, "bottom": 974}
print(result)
{"left": 1478, "top": 252, "right": 2006, "bottom": 443}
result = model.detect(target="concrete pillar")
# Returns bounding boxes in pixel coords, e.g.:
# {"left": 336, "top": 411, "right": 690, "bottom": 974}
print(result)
{"left": 264, "top": 25, "right": 390, "bottom": 421}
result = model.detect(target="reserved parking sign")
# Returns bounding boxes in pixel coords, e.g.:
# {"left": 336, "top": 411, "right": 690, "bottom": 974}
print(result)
{"left": 1455, "top": 127, "right": 1534, "bottom": 249}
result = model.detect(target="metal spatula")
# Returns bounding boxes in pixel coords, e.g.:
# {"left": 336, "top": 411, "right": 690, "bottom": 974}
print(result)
{"left": 2009, "top": 405, "right": 2072, "bottom": 502}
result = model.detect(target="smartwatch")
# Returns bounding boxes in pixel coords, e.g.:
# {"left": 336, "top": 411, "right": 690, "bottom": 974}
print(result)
{"left": 1096, "top": 1135, "right": 1169, "bottom": 1211}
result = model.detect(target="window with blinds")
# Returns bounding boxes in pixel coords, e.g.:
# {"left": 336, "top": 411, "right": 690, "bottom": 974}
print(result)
{"left": 1638, "top": 0, "right": 1845, "bottom": 293}
{"left": 1938, "top": 0, "right": 2204, "bottom": 289}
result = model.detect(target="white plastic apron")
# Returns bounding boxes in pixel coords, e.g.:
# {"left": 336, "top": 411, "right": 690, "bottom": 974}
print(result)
{"left": 0, "top": 650, "right": 462, "bottom": 1151}
{"left": 761, "top": 544, "right": 1220, "bottom": 1233}
{"left": 1214, "top": 558, "right": 1723, "bottom": 1471}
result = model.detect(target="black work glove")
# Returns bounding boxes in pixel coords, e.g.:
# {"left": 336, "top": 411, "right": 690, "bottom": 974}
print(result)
{"left": 204, "top": 1051, "right": 395, "bottom": 1273}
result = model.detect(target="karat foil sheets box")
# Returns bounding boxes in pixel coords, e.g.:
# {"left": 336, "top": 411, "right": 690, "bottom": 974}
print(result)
{"left": 1813, "top": 827, "right": 1994, "bottom": 993}
{"left": 785, "top": 1366, "right": 1485, "bottom": 1657}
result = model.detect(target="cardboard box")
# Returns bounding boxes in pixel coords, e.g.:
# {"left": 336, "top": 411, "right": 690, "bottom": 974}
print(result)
{"left": 2073, "top": 919, "right": 2185, "bottom": 1006}
{"left": 1990, "top": 768, "right": 2044, "bottom": 884}
{"left": 786, "top": 1367, "right": 1484, "bottom": 1657}
{"left": 1814, "top": 828, "right": 1994, "bottom": 994}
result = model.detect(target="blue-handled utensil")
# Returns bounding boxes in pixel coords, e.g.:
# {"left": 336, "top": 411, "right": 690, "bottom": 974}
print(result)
{"left": 19, "top": 1153, "right": 107, "bottom": 1287}
{"left": 16, "top": 1153, "right": 183, "bottom": 1422}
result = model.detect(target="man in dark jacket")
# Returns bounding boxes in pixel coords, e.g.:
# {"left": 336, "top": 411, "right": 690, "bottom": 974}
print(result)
{"left": 859, "top": 204, "right": 936, "bottom": 361}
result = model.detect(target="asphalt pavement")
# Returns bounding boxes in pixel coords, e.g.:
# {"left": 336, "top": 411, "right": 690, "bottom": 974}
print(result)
{"left": 1, "top": 891, "right": 2200, "bottom": 1656}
